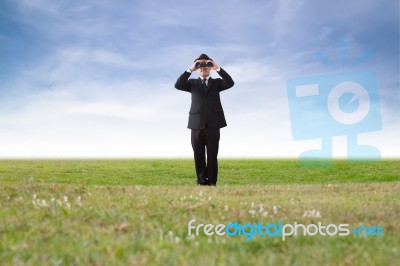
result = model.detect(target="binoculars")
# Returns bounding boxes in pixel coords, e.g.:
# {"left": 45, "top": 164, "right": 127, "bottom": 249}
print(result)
{"left": 195, "top": 61, "right": 213, "bottom": 68}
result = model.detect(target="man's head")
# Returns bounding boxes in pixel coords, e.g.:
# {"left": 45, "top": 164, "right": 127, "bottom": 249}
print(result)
{"left": 194, "top": 54, "right": 213, "bottom": 78}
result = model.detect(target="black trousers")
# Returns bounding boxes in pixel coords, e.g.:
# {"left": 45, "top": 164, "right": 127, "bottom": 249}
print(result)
{"left": 191, "top": 127, "right": 220, "bottom": 185}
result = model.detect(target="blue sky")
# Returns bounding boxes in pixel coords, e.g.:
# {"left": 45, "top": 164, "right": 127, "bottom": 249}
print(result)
{"left": 0, "top": 0, "right": 398, "bottom": 158}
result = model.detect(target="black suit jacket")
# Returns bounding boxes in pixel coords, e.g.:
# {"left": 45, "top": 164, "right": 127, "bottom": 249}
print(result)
{"left": 175, "top": 68, "right": 234, "bottom": 129}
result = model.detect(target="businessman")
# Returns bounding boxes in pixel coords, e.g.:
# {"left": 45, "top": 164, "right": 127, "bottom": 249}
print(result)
{"left": 175, "top": 54, "right": 234, "bottom": 186}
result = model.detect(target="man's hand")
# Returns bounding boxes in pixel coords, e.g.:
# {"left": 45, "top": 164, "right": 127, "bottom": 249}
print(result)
{"left": 211, "top": 61, "right": 220, "bottom": 71}
{"left": 189, "top": 61, "right": 198, "bottom": 72}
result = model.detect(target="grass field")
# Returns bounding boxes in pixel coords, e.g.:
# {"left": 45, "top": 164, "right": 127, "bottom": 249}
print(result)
{"left": 0, "top": 159, "right": 399, "bottom": 265}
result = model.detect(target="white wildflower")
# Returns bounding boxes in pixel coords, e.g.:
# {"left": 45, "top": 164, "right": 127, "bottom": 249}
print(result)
{"left": 224, "top": 205, "right": 229, "bottom": 211}
{"left": 41, "top": 199, "right": 47, "bottom": 207}
{"left": 168, "top": 230, "right": 174, "bottom": 241}
{"left": 32, "top": 198, "right": 47, "bottom": 208}
{"left": 302, "top": 209, "right": 322, "bottom": 218}
{"left": 76, "top": 196, "right": 82, "bottom": 206}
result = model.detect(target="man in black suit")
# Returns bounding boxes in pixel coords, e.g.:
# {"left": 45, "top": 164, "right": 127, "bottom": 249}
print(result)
{"left": 175, "top": 54, "right": 234, "bottom": 186}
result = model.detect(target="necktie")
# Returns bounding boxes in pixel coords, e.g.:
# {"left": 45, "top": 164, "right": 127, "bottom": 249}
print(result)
{"left": 202, "top": 78, "right": 207, "bottom": 92}
{"left": 201, "top": 79, "right": 207, "bottom": 93}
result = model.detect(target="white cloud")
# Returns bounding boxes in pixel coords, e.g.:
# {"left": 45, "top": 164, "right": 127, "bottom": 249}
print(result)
{"left": 1, "top": 57, "right": 398, "bottom": 158}
{"left": 1, "top": 0, "right": 398, "bottom": 158}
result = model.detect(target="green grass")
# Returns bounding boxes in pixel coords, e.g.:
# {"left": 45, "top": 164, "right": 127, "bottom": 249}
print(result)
{"left": 0, "top": 159, "right": 399, "bottom": 265}
{"left": 0, "top": 159, "right": 398, "bottom": 185}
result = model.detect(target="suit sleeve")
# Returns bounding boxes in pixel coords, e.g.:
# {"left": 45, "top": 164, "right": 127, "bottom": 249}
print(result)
{"left": 216, "top": 68, "right": 234, "bottom": 92}
{"left": 174, "top": 71, "right": 192, "bottom": 92}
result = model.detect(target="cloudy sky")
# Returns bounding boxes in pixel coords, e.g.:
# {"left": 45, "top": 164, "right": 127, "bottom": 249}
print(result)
{"left": 0, "top": 0, "right": 398, "bottom": 158}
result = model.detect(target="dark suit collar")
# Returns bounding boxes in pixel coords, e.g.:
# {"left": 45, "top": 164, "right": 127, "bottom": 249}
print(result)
{"left": 207, "top": 77, "right": 214, "bottom": 88}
